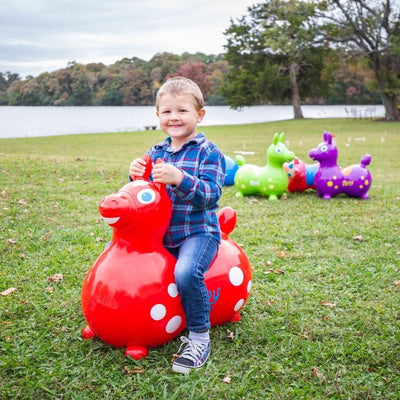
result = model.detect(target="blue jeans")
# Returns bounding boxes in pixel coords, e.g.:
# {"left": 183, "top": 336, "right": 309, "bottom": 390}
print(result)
{"left": 167, "top": 235, "right": 219, "bottom": 332}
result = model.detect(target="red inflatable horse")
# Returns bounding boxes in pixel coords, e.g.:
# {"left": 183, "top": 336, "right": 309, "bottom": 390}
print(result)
{"left": 81, "top": 155, "right": 252, "bottom": 359}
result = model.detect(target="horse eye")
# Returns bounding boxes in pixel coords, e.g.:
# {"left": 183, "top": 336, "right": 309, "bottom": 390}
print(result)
{"left": 320, "top": 145, "right": 328, "bottom": 152}
{"left": 137, "top": 189, "right": 156, "bottom": 204}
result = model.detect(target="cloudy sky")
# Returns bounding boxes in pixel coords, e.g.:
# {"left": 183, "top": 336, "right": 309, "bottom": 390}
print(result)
{"left": 0, "top": 0, "right": 257, "bottom": 78}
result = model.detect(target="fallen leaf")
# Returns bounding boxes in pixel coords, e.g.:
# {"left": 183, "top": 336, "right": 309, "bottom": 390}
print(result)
{"left": 277, "top": 250, "right": 289, "bottom": 258}
{"left": 123, "top": 366, "right": 145, "bottom": 374}
{"left": 43, "top": 232, "right": 52, "bottom": 241}
{"left": 1, "top": 287, "right": 17, "bottom": 296}
{"left": 297, "top": 331, "right": 310, "bottom": 340}
{"left": 45, "top": 287, "right": 54, "bottom": 293}
{"left": 353, "top": 235, "right": 364, "bottom": 241}
{"left": 226, "top": 329, "right": 235, "bottom": 340}
{"left": 265, "top": 260, "right": 273, "bottom": 266}
{"left": 171, "top": 354, "right": 179, "bottom": 363}
{"left": 222, "top": 371, "right": 231, "bottom": 384}
{"left": 18, "top": 199, "right": 27, "bottom": 205}
{"left": 320, "top": 301, "right": 337, "bottom": 308}
{"left": 264, "top": 268, "right": 285, "bottom": 275}
{"left": 7, "top": 239, "right": 16, "bottom": 245}
{"left": 48, "top": 274, "right": 64, "bottom": 283}
{"left": 5, "top": 335, "right": 11, "bottom": 342}
{"left": 267, "top": 299, "right": 276, "bottom": 307}
{"left": 312, "top": 367, "right": 324, "bottom": 380}
{"left": 1, "top": 190, "right": 8, "bottom": 199}
{"left": 394, "top": 280, "right": 400, "bottom": 286}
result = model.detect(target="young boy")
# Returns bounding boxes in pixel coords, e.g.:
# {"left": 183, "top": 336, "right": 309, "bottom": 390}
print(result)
{"left": 129, "top": 77, "right": 226, "bottom": 374}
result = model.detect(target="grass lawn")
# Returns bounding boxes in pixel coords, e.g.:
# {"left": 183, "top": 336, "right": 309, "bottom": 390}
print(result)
{"left": 1, "top": 118, "right": 399, "bottom": 399}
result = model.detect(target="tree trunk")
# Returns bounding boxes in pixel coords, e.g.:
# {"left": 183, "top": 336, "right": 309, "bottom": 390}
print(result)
{"left": 371, "top": 57, "right": 400, "bottom": 121}
{"left": 289, "top": 61, "right": 304, "bottom": 119}
{"left": 380, "top": 92, "right": 400, "bottom": 121}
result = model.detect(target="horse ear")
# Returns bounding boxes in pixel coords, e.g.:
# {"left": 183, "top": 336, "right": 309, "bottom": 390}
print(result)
{"left": 142, "top": 154, "right": 153, "bottom": 180}
{"left": 154, "top": 158, "right": 166, "bottom": 191}
{"left": 323, "top": 131, "right": 332, "bottom": 145}
{"left": 279, "top": 132, "right": 285, "bottom": 143}
{"left": 155, "top": 182, "right": 166, "bottom": 191}
{"left": 273, "top": 132, "right": 279, "bottom": 145}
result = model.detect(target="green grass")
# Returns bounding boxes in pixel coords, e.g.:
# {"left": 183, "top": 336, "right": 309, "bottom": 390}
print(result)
{"left": 1, "top": 118, "right": 399, "bottom": 399}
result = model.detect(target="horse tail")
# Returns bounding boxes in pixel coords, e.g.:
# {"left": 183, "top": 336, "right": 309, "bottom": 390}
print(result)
{"left": 360, "top": 154, "right": 372, "bottom": 168}
{"left": 218, "top": 207, "right": 237, "bottom": 236}
{"left": 235, "top": 155, "right": 246, "bottom": 167}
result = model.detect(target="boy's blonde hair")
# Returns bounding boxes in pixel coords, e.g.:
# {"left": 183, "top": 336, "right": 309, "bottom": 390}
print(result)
{"left": 156, "top": 77, "right": 204, "bottom": 111}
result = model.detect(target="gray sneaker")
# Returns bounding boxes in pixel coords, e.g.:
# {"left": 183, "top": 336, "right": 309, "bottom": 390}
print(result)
{"left": 172, "top": 336, "right": 210, "bottom": 374}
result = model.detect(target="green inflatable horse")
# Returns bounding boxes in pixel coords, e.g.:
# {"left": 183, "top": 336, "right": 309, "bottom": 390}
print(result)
{"left": 234, "top": 132, "right": 295, "bottom": 200}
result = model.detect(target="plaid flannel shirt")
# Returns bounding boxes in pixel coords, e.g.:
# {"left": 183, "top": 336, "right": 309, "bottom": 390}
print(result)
{"left": 147, "top": 132, "right": 226, "bottom": 248}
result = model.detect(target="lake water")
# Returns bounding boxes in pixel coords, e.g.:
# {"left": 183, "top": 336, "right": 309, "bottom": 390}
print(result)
{"left": 0, "top": 105, "right": 384, "bottom": 139}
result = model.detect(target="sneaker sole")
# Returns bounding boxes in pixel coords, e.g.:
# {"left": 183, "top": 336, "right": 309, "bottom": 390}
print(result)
{"left": 172, "top": 354, "right": 210, "bottom": 375}
{"left": 172, "top": 363, "right": 192, "bottom": 374}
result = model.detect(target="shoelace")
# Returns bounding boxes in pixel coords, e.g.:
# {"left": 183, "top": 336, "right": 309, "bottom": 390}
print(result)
{"left": 177, "top": 336, "right": 208, "bottom": 363}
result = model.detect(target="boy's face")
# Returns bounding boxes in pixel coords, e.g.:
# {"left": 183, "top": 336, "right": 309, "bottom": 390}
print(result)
{"left": 156, "top": 93, "right": 205, "bottom": 148}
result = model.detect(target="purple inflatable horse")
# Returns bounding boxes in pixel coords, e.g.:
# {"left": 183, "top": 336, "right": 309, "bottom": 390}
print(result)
{"left": 308, "top": 131, "right": 372, "bottom": 200}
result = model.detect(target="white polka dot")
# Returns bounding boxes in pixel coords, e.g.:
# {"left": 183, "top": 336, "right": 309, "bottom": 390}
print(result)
{"left": 247, "top": 280, "right": 252, "bottom": 293}
{"left": 168, "top": 283, "right": 179, "bottom": 298}
{"left": 150, "top": 304, "right": 166, "bottom": 321}
{"left": 166, "top": 315, "right": 182, "bottom": 333}
{"left": 229, "top": 266, "right": 244, "bottom": 286}
{"left": 234, "top": 298, "right": 245, "bottom": 312}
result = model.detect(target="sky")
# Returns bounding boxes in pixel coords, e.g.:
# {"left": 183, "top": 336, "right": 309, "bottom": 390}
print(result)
{"left": 0, "top": 0, "right": 257, "bottom": 79}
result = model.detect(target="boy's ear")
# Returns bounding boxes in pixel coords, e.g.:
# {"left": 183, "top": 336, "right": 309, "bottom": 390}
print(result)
{"left": 197, "top": 108, "right": 206, "bottom": 123}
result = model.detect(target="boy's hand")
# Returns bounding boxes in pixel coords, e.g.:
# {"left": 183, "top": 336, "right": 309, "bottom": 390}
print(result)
{"left": 152, "top": 162, "right": 183, "bottom": 186}
{"left": 129, "top": 157, "right": 147, "bottom": 179}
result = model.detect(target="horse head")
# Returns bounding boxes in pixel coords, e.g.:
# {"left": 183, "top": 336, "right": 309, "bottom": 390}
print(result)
{"left": 267, "top": 132, "right": 295, "bottom": 166}
{"left": 99, "top": 155, "right": 172, "bottom": 245}
{"left": 308, "top": 131, "right": 338, "bottom": 167}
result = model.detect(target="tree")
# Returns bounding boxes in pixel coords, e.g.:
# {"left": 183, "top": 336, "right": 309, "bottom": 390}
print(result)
{"left": 321, "top": 48, "right": 381, "bottom": 104}
{"left": 120, "top": 69, "right": 150, "bottom": 105}
{"left": 223, "top": 0, "right": 324, "bottom": 118}
{"left": 0, "top": 72, "right": 20, "bottom": 104}
{"left": 168, "top": 60, "right": 211, "bottom": 99}
{"left": 317, "top": 0, "right": 400, "bottom": 121}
